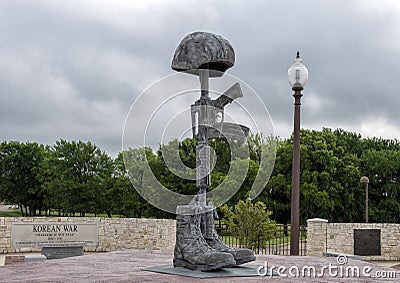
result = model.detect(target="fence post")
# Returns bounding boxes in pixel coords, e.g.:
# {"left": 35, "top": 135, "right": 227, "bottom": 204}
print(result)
{"left": 306, "top": 218, "right": 328, "bottom": 256}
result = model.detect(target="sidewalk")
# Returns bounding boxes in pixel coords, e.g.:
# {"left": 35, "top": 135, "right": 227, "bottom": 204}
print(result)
{"left": 0, "top": 250, "right": 399, "bottom": 282}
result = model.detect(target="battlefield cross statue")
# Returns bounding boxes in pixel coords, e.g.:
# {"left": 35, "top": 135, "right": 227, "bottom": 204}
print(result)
{"left": 171, "top": 31, "right": 256, "bottom": 271}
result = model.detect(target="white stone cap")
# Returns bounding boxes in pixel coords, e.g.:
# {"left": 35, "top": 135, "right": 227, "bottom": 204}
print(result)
{"left": 307, "top": 218, "right": 328, "bottom": 223}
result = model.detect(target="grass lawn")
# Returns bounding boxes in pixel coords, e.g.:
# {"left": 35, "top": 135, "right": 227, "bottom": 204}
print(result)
{"left": 0, "top": 210, "right": 22, "bottom": 217}
{"left": 220, "top": 232, "right": 307, "bottom": 247}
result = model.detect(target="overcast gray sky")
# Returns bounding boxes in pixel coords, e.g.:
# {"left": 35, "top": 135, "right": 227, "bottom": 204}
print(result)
{"left": 1, "top": 0, "right": 400, "bottom": 156}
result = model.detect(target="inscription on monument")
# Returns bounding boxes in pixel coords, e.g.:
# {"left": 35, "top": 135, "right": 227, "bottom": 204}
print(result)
{"left": 354, "top": 229, "right": 381, "bottom": 256}
{"left": 11, "top": 222, "right": 98, "bottom": 248}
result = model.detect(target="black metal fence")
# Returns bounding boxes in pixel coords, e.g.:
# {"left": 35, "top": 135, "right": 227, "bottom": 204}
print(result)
{"left": 216, "top": 223, "right": 307, "bottom": 256}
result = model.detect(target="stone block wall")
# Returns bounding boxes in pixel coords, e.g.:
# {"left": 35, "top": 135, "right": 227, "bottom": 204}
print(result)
{"left": 307, "top": 218, "right": 400, "bottom": 260}
{"left": 306, "top": 218, "right": 328, "bottom": 256}
{"left": 0, "top": 217, "right": 176, "bottom": 253}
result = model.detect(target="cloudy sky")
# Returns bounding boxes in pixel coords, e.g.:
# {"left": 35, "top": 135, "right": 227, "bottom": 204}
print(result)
{"left": 1, "top": 0, "right": 400, "bottom": 156}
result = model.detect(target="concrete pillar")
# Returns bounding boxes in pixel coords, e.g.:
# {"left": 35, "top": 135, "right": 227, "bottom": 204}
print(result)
{"left": 306, "top": 218, "right": 328, "bottom": 256}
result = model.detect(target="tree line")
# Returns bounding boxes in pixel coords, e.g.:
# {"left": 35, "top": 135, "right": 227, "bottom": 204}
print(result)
{"left": 1, "top": 128, "right": 399, "bottom": 223}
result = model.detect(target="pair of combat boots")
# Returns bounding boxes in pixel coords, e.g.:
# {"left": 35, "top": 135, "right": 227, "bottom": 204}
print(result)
{"left": 173, "top": 202, "right": 256, "bottom": 271}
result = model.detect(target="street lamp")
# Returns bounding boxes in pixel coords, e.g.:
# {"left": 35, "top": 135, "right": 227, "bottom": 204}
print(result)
{"left": 288, "top": 51, "right": 308, "bottom": 255}
{"left": 360, "top": 176, "right": 369, "bottom": 223}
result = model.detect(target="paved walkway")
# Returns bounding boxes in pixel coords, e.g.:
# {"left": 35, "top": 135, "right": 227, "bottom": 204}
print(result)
{"left": 0, "top": 250, "right": 399, "bottom": 282}
{"left": 0, "top": 204, "right": 17, "bottom": 211}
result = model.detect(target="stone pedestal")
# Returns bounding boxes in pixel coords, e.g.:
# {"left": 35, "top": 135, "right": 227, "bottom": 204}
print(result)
{"left": 306, "top": 218, "right": 328, "bottom": 256}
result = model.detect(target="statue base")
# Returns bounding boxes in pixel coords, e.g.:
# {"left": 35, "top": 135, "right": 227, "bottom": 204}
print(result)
{"left": 143, "top": 264, "right": 275, "bottom": 278}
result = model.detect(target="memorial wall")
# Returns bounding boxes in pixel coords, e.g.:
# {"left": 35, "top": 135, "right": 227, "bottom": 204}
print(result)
{"left": 0, "top": 217, "right": 176, "bottom": 253}
{"left": 307, "top": 218, "right": 400, "bottom": 261}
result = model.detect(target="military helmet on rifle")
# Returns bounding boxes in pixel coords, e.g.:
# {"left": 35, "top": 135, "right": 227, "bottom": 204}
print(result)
{"left": 171, "top": 31, "right": 235, "bottom": 77}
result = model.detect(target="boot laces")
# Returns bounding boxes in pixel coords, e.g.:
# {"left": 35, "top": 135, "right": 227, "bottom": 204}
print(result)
{"left": 191, "top": 213, "right": 214, "bottom": 253}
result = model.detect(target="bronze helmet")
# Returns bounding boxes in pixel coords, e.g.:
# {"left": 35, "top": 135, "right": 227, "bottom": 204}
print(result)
{"left": 171, "top": 31, "right": 235, "bottom": 77}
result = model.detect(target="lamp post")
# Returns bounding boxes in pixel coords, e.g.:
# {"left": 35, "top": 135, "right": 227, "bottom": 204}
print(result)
{"left": 360, "top": 176, "right": 369, "bottom": 223}
{"left": 288, "top": 51, "right": 308, "bottom": 255}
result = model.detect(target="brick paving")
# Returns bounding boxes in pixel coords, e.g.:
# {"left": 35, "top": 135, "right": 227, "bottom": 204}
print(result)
{"left": 0, "top": 250, "right": 399, "bottom": 282}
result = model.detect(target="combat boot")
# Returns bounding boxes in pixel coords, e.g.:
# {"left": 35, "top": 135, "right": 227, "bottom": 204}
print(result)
{"left": 173, "top": 204, "right": 236, "bottom": 271}
{"left": 203, "top": 204, "right": 256, "bottom": 265}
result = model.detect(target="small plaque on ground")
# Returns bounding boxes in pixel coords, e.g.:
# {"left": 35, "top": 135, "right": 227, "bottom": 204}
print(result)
{"left": 354, "top": 229, "right": 381, "bottom": 256}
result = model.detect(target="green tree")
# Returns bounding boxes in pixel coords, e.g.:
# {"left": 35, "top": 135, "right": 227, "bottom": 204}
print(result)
{"left": 0, "top": 141, "right": 45, "bottom": 216}
{"left": 259, "top": 139, "right": 292, "bottom": 225}
{"left": 260, "top": 128, "right": 363, "bottom": 224}
{"left": 221, "top": 199, "right": 276, "bottom": 249}
{"left": 361, "top": 149, "right": 400, "bottom": 223}
{"left": 106, "top": 152, "right": 145, "bottom": 218}
{"left": 43, "top": 140, "right": 113, "bottom": 216}
{"left": 299, "top": 129, "right": 362, "bottom": 222}
{"left": 122, "top": 146, "right": 175, "bottom": 219}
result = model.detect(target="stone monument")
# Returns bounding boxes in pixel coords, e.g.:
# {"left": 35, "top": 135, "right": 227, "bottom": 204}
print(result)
{"left": 171, "top": 31, "right": 256, "bottom": 271}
